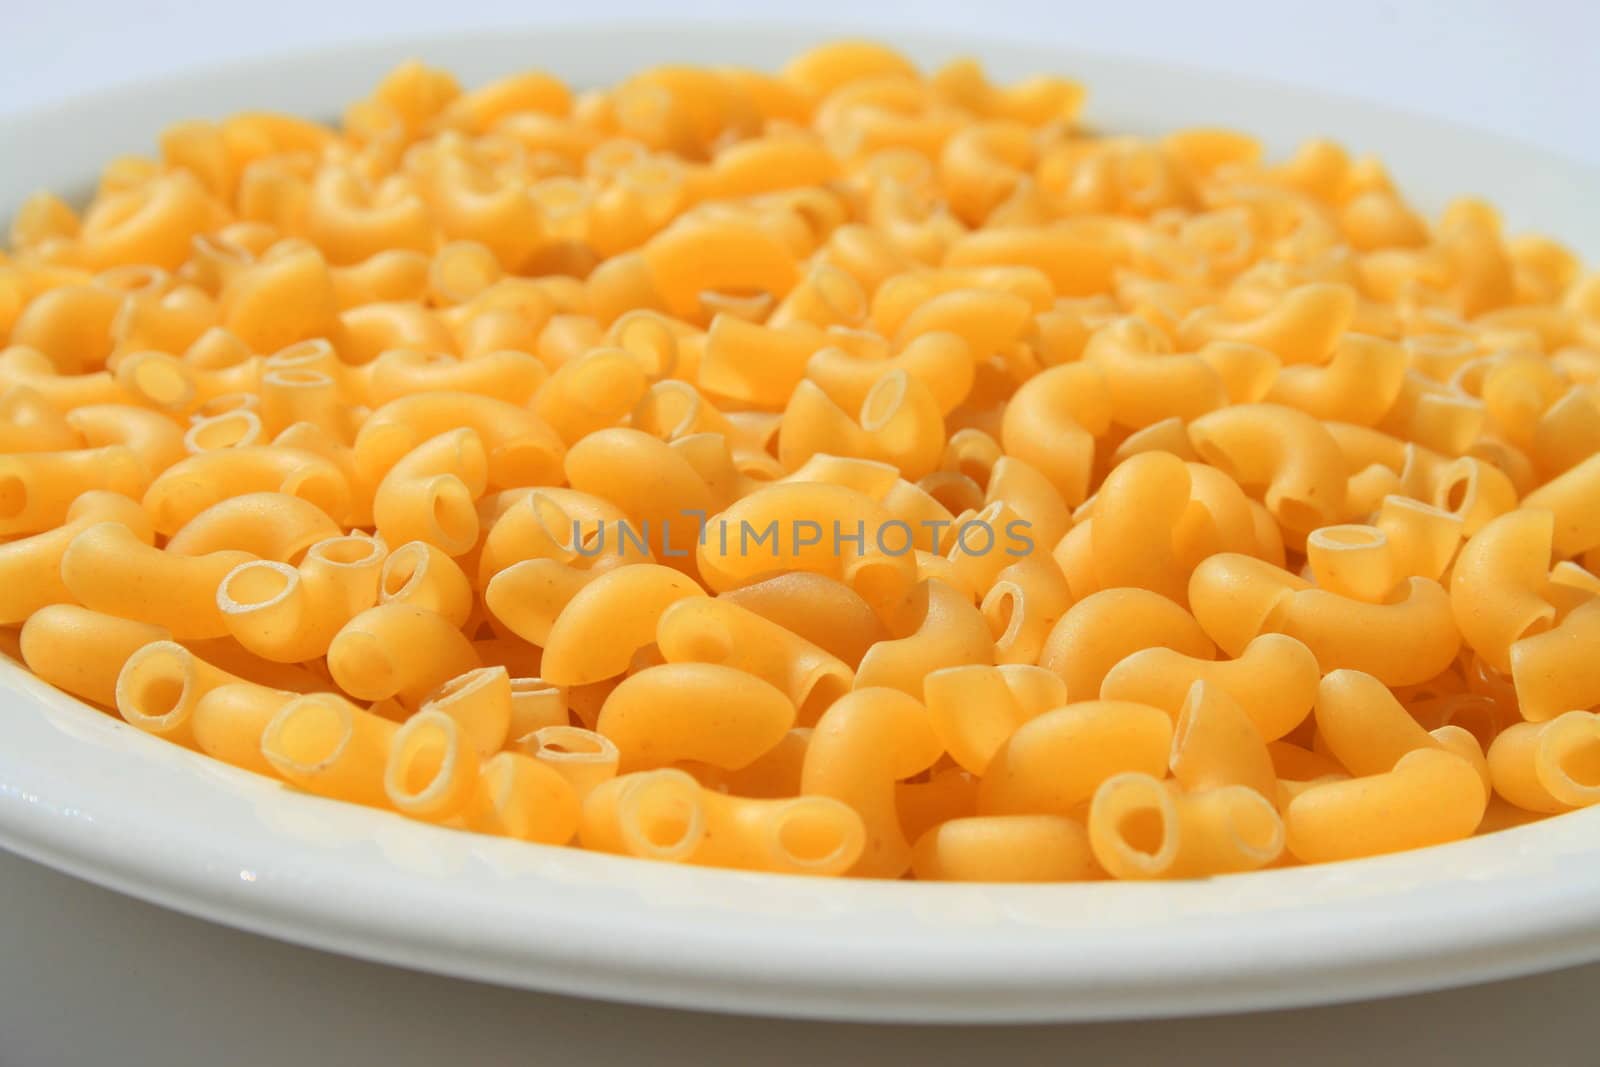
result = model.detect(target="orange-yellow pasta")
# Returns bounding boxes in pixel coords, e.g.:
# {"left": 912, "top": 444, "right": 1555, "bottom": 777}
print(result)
{"left": 3, "top": 42, "right": 1596, "bottom": 882}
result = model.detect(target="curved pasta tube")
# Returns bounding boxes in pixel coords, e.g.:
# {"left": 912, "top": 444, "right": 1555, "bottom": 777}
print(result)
{"left": 1100, "top": 632, "right": 1320, "bottom": 742}
{"left": 0, "top": 344, "right": 128, "bottom": 406}
{"left": 1089, "top": 451, "right": 1200, "bottom": 603}
{"left": 597, "top": 663, "right": 795, "bottom": 772}
{"left": 115, "top": 639, "right": 281, "bottom": 747}
{"left": 1082, "top": 317, "right": 1227, "bottom": 428}
{"left": 187, "top": 683, "right": 295, "bottom": 775}
{"left": 166, "top": 492, "right": 341, "bottom": 562}
{"left": 801, "top": 687, "right": 943, "bottom": 878}
{"left": 0, "top": 490, "right": 153, "bottom": 623}
{"left": 464, "top": 751, "right": 582, "bottom": 845}
{"left": 1314, "top": 669, "right": 1447, "bottom": 777}
{"left": 698, "top": 316, "right": 821, "bottom": 410}
{"left": 911, "top": 815, "right": 1099, "bottom": 882}
{"left": 477, "top": 486, "right": 637, "bottom": 583}
{"left": 418, "top": 665, "right": 513, "bottom": 758}
{"left": 1000, "top": 361, "right": 1111, "bottom": 506}
{"left": 1179, "top": 282, "right": 1356, "bottom": 365}
{"left": 537, "top": 564, "right": 706, "bottom": 686}
{"left": 1304, "top": 525, "right": 1397, "bottom": 603}
{"left": 1169, "top": 681, "right": 1277, "bottom": 799}
{"left": 216, "top": 533, "right": 385, "bottom": 663}
{"left": 638, "top": 218, "right": 799, "bottom": 319}
{"left": 364, "top": 348, "right": 547, "bottom": 407}
{"left": 261, "top": 692, "right": 399, "bottom": 808}
{"left": 943, "top": 219, "right": 1129, "bottom": 298}
{"left": 562, "top": 428, "right": 716, "bottom": 566}
{"left": 61, "top": 521, "right": 250, "bottom": 639}
{"left": 981, "top": 555, "right": 1072, "bottom": 666}
{"left": 142, "top": 446, "right": 352, "bottom": 534}
{"left": 778, "top": 372, "right": 946, "bottom": 480}
{"left": 804, "top": 331, "right": 973, "bottom": 416}
{"left": 1450, "top": 508, "right": 1557, "bottom": 673}
{"left": 65, "top": 404, "right": 186, "bottom": 477}
{"left": 1522, "top": 453, "right": 1600, "bottom": 559}
{"left": 697, "top": 482, "right": 918, "bottom": 606}
{"left": 1487, "top": 711, "right": 1600, "bottom": 814}
{"left": 855, "top": 579, "right": 995, "bottom": 695}
{"left": 384, "top": 709, "right": 484, "bottom": 822}
{"left": 1511, "top": 600, "right": 1600, "bottom": 723}
{"left": 1188, "top": 553, "right": 1460, "bottom": 685}
{"left": 655, "top": 597, "right": 853, "bottom": 726}
{"left": 579, "top": 769, "right": 708, "bottom": 863}
{"left": 0, "top": 445, "right": 148, "bottom": 536}
{"left": 1285, "top": 749, "right": 1486, "bottom": 863}
{"left": 1265, "top": 333, "right": 1407, "bottom": 426}
{"left": 1088, "top": 775, "right": 1284, "bottom": 879}
{"left": 1186, "top": 403, "right": 1348, "bottom": 532}
{"left": 1039, "top": 588, "right": 1214, "bottom": 703}
{"left": 923, "top": 663, "right": 1065, "bottom": 774}
{"left": 985, "top": 456, "right": 1072, "bottom": 550}
{"left": 979, "top": 700, "right": 1173, "bottom": 816}
{"left": 326, "top": 604, "right": 480, "bottom": 708}
{"left": 688, "top": 791, "right": 866, "bottom": 877}
{"left": 378, "top": 540, "right": 473, "bottom": 628}
{"left": 19, "top": 605, "right": 169, "bottom": 709}
{"left": 0, "top": 385, "right": 81, "bottom": 452}
{"left": 519, "top": 725, "right": 619, "bottom": 802}
{"left": 218, "top": 245, "right": 341, "bottom": 353}
{"left": 718, "top": 572, "right": 888, "bottom": 669}
{"left": 1374, "top": 496, "right": 1462, "bottom": 583}
{"left": 372, "top": 427, "right": 488, "bottom": 557}
{"left": 355, "top": 391, "right": 566, "bottom": 491}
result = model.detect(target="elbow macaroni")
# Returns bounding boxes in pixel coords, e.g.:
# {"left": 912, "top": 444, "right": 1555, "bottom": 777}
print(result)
{"left": 3, "top": 43, "right": 1598, "bottom": 882}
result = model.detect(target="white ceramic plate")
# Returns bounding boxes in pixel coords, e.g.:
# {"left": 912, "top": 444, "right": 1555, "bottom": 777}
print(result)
{"left": 2, "top": 25, "right": 1598, "bottom": 1025}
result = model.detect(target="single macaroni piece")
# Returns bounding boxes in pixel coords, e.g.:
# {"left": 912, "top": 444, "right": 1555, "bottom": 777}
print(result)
{"left": 1285, "top": 749, "right": 1486, "bottom": 863}
{"left": 979, "top": 700, "right": 1173, "bottom": 816}
{"left": 1486, "top": 711, "right": 1600, "bottom": 814}
{"left": 4, "top": 43, "right": 1598, "bottom": 882}
{"left": 598, "top": 662, "right": 796, "bottom": 772}
{"left": 1087, "top": 774, "right": 1284, "bottom": 879}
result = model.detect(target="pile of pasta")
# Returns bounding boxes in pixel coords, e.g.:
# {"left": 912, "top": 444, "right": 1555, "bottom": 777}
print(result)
{"left": 2, "top": 41, "right": 1599, "bottom": 883}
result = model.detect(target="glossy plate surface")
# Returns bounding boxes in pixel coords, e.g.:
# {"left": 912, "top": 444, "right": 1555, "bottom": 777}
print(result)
{"left": 2, "top": 24, "right": 1597, "bottom": 1023}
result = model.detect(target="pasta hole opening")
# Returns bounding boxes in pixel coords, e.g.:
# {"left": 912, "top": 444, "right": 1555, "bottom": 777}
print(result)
{"left": 393, "top": 724, "right": 451, "bottom": 799}
{"left": 1311, "top": 525, "right": 1385, "bottom": 549}
{"left": 1118, "top": 807, "right": 1167, "bottom": 858}
{"left": 130, "top": 355, "right": 194, "bottom": 408}
{"left": 1227, "top": 792, "right": 1284, "bottom": 856}
{"left": 429, "top": 479, "right": 478, "bottom": 553}
{"left": 266, "top": 339, "right": 335, "bottom": 369}
{"left": 859, "top": 372, "right": 909, "bottom": 433}
{"left": 1557, "top": 736, "right": 1600, "bottom": 791}
{"left": 222, "top": 562, "right": 295, "bottom": 610}
{"left": 134, "top": 675, "right": 187, "bottom": 723}
{"left": 187, "top": 411, "right": 261, "bottom": 452}
{"left": 272, "top": 698, "right": 351, "bottom": 769}
{"left": 0, "top": 474, "right": 27, "bottom": 520}
{"left": 621, "top": 779, "right": 703, "bottom": 860}
{"left": 774, "top": 802, "right": 852, "bottom": 867}
{"left": 313, "top": 535, "right": 384, "bottom": 567}
{"left": 381, "top": 544, "right": 426, "bottom": 599}
{"left": 1440, "top": 474, "right": 1473, "bottom": 515}
{"left": 534, "top": 726, "right": 614, "bottom": 762}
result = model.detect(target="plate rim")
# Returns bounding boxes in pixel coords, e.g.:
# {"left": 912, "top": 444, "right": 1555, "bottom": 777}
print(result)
{"left": 2, "top": 22, "right": 1598, "bottom": 1023}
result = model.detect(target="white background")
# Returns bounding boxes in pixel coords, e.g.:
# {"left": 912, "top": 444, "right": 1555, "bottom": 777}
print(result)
{"left": 3, "top": 3, "right": 1600, "bottom": 1064}
{"left": 2, "top": 1, "right": 1598, "bottom": 165}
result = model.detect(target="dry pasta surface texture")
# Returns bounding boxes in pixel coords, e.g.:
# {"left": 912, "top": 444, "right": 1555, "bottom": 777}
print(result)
{"left": 3, "top": 40, "right": 1598, "bottom": 882}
